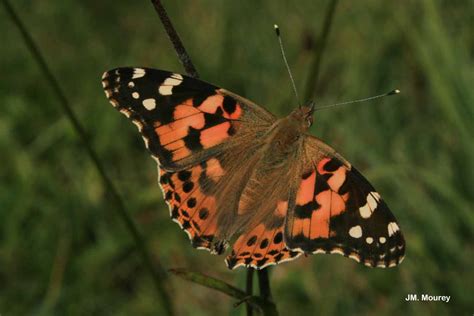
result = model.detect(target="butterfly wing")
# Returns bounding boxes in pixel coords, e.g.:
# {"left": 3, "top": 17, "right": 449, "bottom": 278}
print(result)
{"left": 102, "top": 67, "right": 275, "bottom": 252}
{"left": 102, "top": 67, "right": 275, "bottom": 171}
{"left": 284, "top": 135, "right": 405, "bottom": 268}
{"left": 225, "top": 200, "right": 302, "bottom": 269}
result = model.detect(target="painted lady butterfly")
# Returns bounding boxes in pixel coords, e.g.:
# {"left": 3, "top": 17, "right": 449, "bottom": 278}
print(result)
{"left": 101, "top": 68, "right": 405, "bottom": 269}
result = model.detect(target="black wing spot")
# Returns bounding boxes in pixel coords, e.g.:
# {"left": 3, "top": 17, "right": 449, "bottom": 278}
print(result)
{"left": 177, "top": 170, "right": 192, "bottom": 181}
{"left": 199, "top": 208, "right": 209, "bottom": 220}
{"left": 273, "top": 232, "right": 283, "bottom": 244}
{"left": 183, "top": 127, "right": 203, "bottom": 150}
{"left": 260, "top": 239, "right": 269, "bottom": 249}
{"left": 315, "top": 173, "right": 331, "bottom": 195}
{"left": 294, "top": 201, "right": 320, "bottom": 219}
{"left": 223, "top": 96, "right": 237, "bottom": 114}
{"left": 183, "top": 181, "right": 194, "bottom": 193}
{"left": 160, "top": 173, "right": 170, "bottom": 185}
{"left": 323, "top": 158, "right": 342, "bottom": 172}
{"left": 187, "top": 197, "right": 197, "bottom": 208}
{"left": 171, "top": 206, "right": 179, "bottom": 219}
{"left": 246, "top": 236, "right": 257, "bottom": 246}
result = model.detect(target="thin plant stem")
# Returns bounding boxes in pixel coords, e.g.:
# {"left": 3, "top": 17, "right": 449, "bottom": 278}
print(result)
{"left": 303, "top": 0, "right": 339, "bottom": 101}
{"left": 246, "top": 268, "right": 254, "bottom": 316}
{"left": 151, "top": 0, "right": 199, "bottom": 78}
{"left": 1, "top": 1, "right": 174, "bottom": 315}
{"left": 258, "top": 268, "right": 273, "bottom": 302}
{"left": 170, "top": 269, "right": 278, "bottom": 316}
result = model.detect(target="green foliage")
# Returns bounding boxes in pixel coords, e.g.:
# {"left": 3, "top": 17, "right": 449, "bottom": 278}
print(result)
{"left": 0, "top": 0, "right": 472, "bottom": 315}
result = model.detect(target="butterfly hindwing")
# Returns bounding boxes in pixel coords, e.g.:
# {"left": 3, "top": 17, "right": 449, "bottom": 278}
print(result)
{"left": 225, "top": 201, "right": 301, "bottom": 269}
{"left": 284, "top": 136, "right": 405, "bottom": 268}
{"left": 102, "top": 67, "right": 275, "bottom": 171}
{"left": 158, "top": 157, "right": 226, "bottom": 253}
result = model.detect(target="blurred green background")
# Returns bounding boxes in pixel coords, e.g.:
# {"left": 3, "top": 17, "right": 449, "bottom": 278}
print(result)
{"left": 1, "top": 0, "right": 473, "bottom": 315}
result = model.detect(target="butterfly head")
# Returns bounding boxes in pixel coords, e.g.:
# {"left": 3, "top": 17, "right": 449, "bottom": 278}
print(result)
{"left": 290, "top": 103, "right": 315, "bottom": 130}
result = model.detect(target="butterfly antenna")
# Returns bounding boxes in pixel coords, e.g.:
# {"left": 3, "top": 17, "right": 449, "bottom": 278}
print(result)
{"left": 274, "top": 24, "right": 301, "bottom": 107}
{"left": 314, "top": 89, "right": 400, "bottom": 111}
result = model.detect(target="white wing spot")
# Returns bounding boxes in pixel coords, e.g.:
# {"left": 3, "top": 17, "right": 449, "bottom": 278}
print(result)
{"left": 132, "top": 120, "right": 143, "bottom": 132}
{"left": 158, "top": 73, "right": 183, "bottom": 96}
{"left": 349, "top": 225, "right": 363, "bottom": 238}
{"left": 359, "top": 192, "right": 381, "bottom": 218}
{"left": 142, "top": 98, "right": 156, "bottom": 110}
{"left": 349, "top": 253, "right": 360, "bottom": 262}
{"left": 132, "top": 92, "right": 140, "bottom": 99}
{"left": 128, "top": 81, "right": 135, "bottom": 88}
{"left": 132, "top": 68, "right": 146, "bottom": 79}
{"left": 330, "top": 248, "right": 345, "bottom": 255}
{"left": 366, "top": 237, "right": 374, "bottom": 244}
{"left": 388, "top": 222, "right": 400, "bottom": 236}
{"left": 379, "top": 237, "right": 387, "bottom": 244}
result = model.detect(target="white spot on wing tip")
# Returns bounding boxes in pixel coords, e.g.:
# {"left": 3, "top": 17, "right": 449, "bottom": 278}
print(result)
{"left": 349, "top": 225, "right": 363, "bottom": 238}
{"left": 171, "top": 73, "right": 183, "bottom": 80}
{"left": 159, "top": 86, "right": 172, "bottom": 95}
{"left": 359, "top": 192, "right": 381, "bottom": 218}
{"left": 388, "top": 222, "right": 400, "bottom": 236}
{"left": 142, "top": 98, "right": 156, "bottom": 110}
{"left": 101, "top": 72, "right": 108, "bottom": 79}
{"left": 158, "top": 73, "right": 183, "bottom": 95}
{"left": 132, "top": 92, "right": 140, "bottom": 99}
{"left": 132, "top": 68, "right": 146, "bottom": 79}
{"left": 379, "top": 237, "right": 387, "bottom": 244}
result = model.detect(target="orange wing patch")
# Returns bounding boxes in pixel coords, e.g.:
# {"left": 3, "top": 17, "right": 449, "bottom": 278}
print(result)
{"left": 152, "top": 94, "right": 242, "bottom": 164}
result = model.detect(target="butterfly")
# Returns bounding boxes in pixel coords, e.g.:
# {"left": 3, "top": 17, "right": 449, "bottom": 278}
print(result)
{"left": 101, "top": 67, "right": 405, "bottom": 270}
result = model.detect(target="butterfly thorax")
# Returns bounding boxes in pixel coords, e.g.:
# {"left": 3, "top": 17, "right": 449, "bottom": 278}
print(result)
{"left": 261, "top": 106, "right": 313, "bottom": 161}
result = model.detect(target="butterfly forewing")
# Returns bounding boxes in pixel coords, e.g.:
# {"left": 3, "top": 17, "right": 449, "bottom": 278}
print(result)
{"left": 102, "top": 68, "right": 275, "bottom": 171}
{"left": 284, "top": 135, "right": 405, "bottom": 267}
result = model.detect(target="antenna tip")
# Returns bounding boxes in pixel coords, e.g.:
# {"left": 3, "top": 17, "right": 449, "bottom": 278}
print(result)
{"left": 274, "top": 24, "right": 280, "bottom": 36}
{"left": 387, "top": 89, "right": 401, "bottom": 95}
